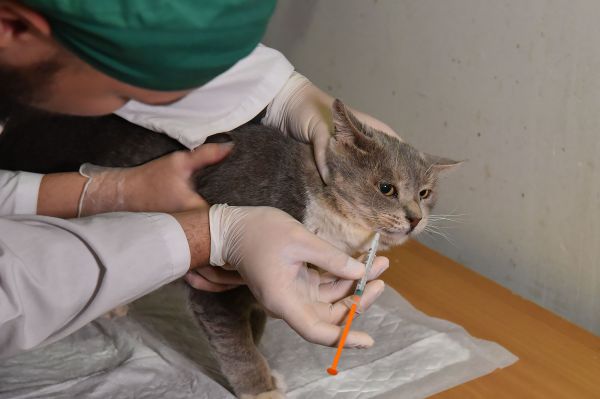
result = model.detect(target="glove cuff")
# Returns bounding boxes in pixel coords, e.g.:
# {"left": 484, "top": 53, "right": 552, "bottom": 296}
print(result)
{"left": 262, "top": 71, "right": 312, "bottom": 132}
{"left": 79, "top": 163, "right": 116, "bottom": 178}
{"left": 77, "top": 163, "right": 125, "bottom": 217}
{"left": 208, "top": 204, "right": 228, "bottom": 266}
{"left": 77, "top": 164, "right": 94, "bottom": 218}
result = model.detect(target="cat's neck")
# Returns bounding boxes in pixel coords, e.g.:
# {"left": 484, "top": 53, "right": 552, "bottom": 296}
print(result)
{"left": 300, "top": 149, "right": 374, "bottom": 254}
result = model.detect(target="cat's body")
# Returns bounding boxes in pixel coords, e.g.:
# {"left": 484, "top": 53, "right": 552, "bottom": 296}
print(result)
{"left": 0, "top": 101, "right": 458, "bottom": 398}
{"left": 0, "top": 108, "right": 374, "bottom": 254}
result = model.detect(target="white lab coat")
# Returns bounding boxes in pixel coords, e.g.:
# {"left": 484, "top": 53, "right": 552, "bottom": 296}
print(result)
{"left": 0, "top": 45, "right": 294, "bottom": 358}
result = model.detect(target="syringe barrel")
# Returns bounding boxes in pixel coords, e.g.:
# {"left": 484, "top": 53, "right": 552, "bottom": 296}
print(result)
{"left": 355, "top": 232, "right": 380, "bottom": 295}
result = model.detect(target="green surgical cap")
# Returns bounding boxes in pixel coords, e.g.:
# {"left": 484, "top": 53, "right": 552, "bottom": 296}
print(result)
{"left": 23, "top": 0, "right": 276, "bottom": 90}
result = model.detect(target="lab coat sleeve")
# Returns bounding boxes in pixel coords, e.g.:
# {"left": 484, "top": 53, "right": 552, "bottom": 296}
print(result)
{"left": 0, "top": 212, "right": 190, "bottom": 359}
{"left": 0, "top": 170, "right": 44, "bottom": 216}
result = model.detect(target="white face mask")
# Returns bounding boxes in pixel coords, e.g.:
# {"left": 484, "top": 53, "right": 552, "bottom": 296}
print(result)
{"left": 115, "top": 45, "right": 294, "bottom": 150}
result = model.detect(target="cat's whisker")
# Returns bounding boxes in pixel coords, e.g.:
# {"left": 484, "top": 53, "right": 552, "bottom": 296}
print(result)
{"left": 428, "top": 212, "right": 467, "bottom": 218}
{"left": 425, "top": 225, "right": 452, "bottom": 234}
{"left": 422, "top": 226, "right": 458, "bottom": 248}
{"left": 427, "top": 212, "right": 468, "bottom": 225}
{"left": 429, "top": 206, "right": 468, "bottom": 219}
{"left": 428, "top": 214, "right": 467, "bottom": 218}
{"left": 424, "top": 223, "right": 451, "bottom": 234}
{"left": 426, "top": 224, "right": 462, "bottom": 235}
{"left": 424, "top": 224, "right": 445, "bottom": 234}
{"left": 428, "top": 216, "right": 462, "bottom": 221}
{"left": 427, "top": 217, "right": 466, "bottom": 225}
{"left": 426, "top": 224, "right": 452, "bottom": 234}
{"left": 427, "top": 226, "right": 455, "bottom": 232}
{"left": 421, "top": 229, "right": 437, "bottom": 241}
{"left": 420, "top": 227, "right": 440, "bottom": 242}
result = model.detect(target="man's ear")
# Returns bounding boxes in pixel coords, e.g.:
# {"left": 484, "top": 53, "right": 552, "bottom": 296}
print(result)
{"left": 331, "top": 98, "right": 375, "bottom": 150}
{"left": 0, "top": 2, "right": 51, "bottom": 48}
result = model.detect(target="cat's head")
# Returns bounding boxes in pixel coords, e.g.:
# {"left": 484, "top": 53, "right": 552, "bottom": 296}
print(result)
{"left": 325, "top": 99, "right": 461, "bottom": 247}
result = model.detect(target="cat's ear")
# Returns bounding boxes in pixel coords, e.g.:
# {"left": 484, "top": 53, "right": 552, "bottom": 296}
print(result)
{"left": 422, "top": 153, "right": 464, "bottom": 173}
{"left": 331, "top": 99, "right": 374, "bottom": 149}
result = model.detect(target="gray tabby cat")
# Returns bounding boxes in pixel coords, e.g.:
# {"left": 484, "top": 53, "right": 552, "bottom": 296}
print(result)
{"left": 0, "top": 99, "right": 459, "bottom": 398}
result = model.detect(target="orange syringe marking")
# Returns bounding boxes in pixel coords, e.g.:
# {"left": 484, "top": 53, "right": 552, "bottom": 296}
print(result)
{"left": 327, "top": 232, "right": 380, "bottom": 376}
{"left": 327, "top": 295, "right": 360, "bottom": 376}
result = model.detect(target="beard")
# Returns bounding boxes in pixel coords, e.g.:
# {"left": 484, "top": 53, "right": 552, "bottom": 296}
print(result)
{"left": 0, "top": 59, "right": 62, "bottom": 123}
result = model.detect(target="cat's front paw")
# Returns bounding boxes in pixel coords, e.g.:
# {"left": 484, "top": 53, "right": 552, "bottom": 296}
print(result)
{"left": 270, "top": 370, "right": 287, "bottom": 392}
{"left": 240, "top": 391, "right": 285, "bottom": 399}
{"left": 240, "top": 370, "right": 287, "bottom": 399}
{"left": 102, "top": 304, "right": 129, "bottom": 319}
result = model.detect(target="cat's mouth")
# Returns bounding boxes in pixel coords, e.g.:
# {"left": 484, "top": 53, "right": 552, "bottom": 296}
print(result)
{"left": 378, "top": 228, "right": 411, "bottom": 247}
{"left": 381, "top": 226, "right": 423, "bottom": 238}
{"left": 381, "top": 228, "right": 408, "bottom": 236}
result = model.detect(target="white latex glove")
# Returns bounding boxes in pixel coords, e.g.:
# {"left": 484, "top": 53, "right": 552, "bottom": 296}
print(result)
{"left": 262, "top": 72, "right": 398, "bottom": 184}
{"left": 77, "top": 143, "right": 246, "bottom": 293}
{"left": 77, "top": 143, "right": 232, "bottom": 217}
{"left": 208, "top": 204, "right": 387, "bottom": 348}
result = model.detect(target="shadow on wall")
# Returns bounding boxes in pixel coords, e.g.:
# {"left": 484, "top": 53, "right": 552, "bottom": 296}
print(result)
{"left": 266, "top": 0, "right": 319, "bottom": 51}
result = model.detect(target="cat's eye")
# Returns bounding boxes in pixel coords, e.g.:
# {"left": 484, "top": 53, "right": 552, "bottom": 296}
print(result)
{"left": 379, "top": 182, "right": 397, "bottom": 197}
{"left": 419, "top": 189, "right": 432, "bottom": 199}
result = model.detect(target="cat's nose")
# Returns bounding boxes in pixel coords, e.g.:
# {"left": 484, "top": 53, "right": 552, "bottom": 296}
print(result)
{"left": 407, "top": 216, "right": 422, "bottom": 231}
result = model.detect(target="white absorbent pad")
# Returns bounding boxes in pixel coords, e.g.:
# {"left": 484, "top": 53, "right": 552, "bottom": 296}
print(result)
{"left": 0, "top": 284, "right": 517, "bottom": 399}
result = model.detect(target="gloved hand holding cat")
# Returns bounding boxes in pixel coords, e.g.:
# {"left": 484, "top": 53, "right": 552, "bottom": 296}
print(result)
{"left": 76, "top": 143, "right": 234, "bottom": 217}
{"left": 263, "top": 72, "right": 399, "bottom": 184}
{"left": 207, "top": 204, "right": 387, "bottom": 348}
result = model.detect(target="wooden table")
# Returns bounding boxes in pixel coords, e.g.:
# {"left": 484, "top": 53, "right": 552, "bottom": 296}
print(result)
{"left": 380, "top": 240, "right": 600, "bottom": 398}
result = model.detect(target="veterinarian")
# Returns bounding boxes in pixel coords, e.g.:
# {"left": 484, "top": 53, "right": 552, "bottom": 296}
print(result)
{"left": 0, "top": 0, "right": 394, "bottom": 358}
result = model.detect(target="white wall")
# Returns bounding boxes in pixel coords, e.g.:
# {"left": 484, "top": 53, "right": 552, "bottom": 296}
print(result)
{"left": 264, "top": 0, "right": 600, "bottom": 335}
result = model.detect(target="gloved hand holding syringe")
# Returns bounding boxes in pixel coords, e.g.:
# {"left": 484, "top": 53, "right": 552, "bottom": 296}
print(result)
{"left": 327, "top": 232, "right": 381, "bottom": 375}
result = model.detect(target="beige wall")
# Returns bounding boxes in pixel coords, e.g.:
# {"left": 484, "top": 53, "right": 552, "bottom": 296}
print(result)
{"left": 264, "top": 0, "right": 600, "bottom": 335}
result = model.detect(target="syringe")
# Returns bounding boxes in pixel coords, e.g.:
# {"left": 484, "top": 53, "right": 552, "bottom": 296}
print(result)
{"left": 327, "top": 232, "right": 381, "bottom": 375}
